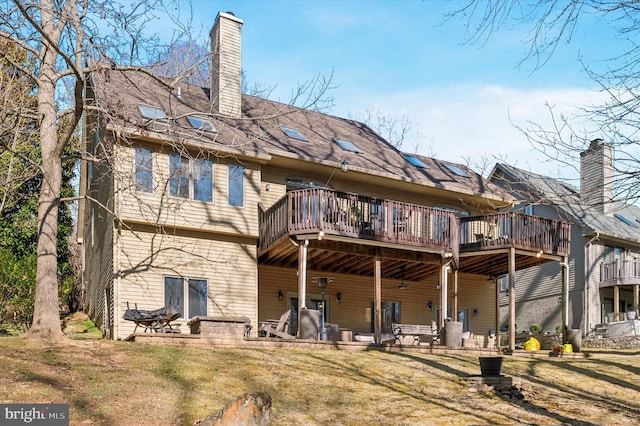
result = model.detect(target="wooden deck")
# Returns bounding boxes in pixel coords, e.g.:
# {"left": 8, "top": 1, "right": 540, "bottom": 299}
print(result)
{"left": 259, "top": 189, "right": 456, "bottom": 252}
{"left": 258, "top": 189, "right": 570, "bottom": 278}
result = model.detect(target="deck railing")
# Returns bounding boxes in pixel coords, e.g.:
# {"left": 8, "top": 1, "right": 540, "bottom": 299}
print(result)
{"left": 459, "top": 212, "right": 570, "bottom": 255}
{"left": 259, "top": 190, "right": 570, "bottom": 257}
{"left": 600, "top": 259, "right": 640, "bottom": 286}
{"left": 259, "top": 189, "right": 456, "bottom": 251}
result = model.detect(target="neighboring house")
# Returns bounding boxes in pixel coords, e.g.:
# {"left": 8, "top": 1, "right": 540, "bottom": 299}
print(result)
{"left": 78, "top": 12, "right": 570, "bottom": 348}
{"left": 489, "top": 139, "right": 640, "bottom": 336}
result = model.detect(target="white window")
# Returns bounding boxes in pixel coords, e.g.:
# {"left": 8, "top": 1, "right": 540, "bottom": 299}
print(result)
{"left": 228, "top": 164, "right": 244, "bottom": 207}
{"left": 164, "top": 276, "right": 208, "bottom": 319}
{"left": 169, "top": 154, "right": 213, "bottom": 202}
{"left": 135, "top": 147, "right": 153, "bottom": 193}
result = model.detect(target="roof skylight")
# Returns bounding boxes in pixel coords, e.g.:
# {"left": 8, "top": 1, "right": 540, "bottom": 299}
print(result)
{"left": 403, "top": 153, "right": 429, "bottom": 169}
{"left": 280, "top": 126, "right": 308, "bottom": 141}
{"left": 138, "top": 104, "right": 167, "bottom": 121}
{"left": 615, "top": 213, "right": 638, "bottom": 228}
{"left": 187, "top": 115, "right": 216, "bottom": 132}
{"left": 444, "top": 163, "right": 470, "bottom": 177}
{"left": 334, "top": 138, "right": 362, "bottom": 153}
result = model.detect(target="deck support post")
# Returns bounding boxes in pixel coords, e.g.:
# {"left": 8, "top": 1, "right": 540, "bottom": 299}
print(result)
{"left": 439, "top": 259, "right": 448, "bottom": 330}
{"left": 495, "top": 278, "right": 500, "bottom": 348}
{"left": 634, "top": 284, "right": 639, "bottom": 316}
{"left": 373, "top": 254, "right": 382, "bottom": 344}
{"left": 453, "top": 268, "right": 459, "bottom": 326}
{"left": 614, "top": 285, "right": 620, "bottom": 321}
{"left": 297, "top": 239, "right": 309, "bottom": 337}
{"left": 508, "top": 247, "right": 516, "bottom": 351}
{"left": 561, "top": 257, "right": 569, "bottom": 337}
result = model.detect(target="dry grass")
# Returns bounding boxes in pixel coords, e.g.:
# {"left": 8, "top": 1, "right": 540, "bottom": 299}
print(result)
{"left": 1, "top": 322, "right": 639, "bottom": 425}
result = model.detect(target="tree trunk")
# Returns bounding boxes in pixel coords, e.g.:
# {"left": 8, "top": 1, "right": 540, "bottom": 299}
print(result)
{"left": 25, "top": 149, "right": 64, "bottom": 340}
{"left": 24, "top": 3, "right": 65, "bottom": 340}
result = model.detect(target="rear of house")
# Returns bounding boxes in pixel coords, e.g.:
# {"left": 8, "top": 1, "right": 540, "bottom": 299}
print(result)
{"left": 79, "top": 12, "right": 570, "bottom": 348}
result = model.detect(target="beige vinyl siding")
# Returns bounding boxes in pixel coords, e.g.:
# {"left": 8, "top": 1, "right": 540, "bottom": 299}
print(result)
{"left": 114, "top": 227, "right": 257, "bottom": 339}
{"left": 455, "top": 274, "right": 498, "bottom": 337}
{"left": 258, "top": 266, "right": 495, "bottom": 337}
{"left": 260, "top": 168, "right": 288, "bottom": 209}
{"left": 115, "top": 144, "right": 260, "bottom": 238}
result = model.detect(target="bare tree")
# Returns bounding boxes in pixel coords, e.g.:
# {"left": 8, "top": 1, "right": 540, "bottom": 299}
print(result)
{"left": 0, "top": 0, "right": 187, "bottom": 340}
{"left": 152, "top": 40, "right": 211, "bottom": 87}
{"left": 1, "top": 1, "right": 337, "bottom": 340}
{"left": 447, "top": 1, "right": 640, "bottom": 204}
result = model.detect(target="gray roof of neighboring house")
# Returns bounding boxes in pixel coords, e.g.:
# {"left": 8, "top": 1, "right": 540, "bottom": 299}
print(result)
{"left": 89, "top": 66, "right": 514, "bottom": 205}
{"left": 491, "top": 163, "right": 640, "bottom": 245}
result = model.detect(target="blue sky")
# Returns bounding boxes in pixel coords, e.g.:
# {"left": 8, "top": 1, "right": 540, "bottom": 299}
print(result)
{"left": 155, "top": 0, "right": 620, "bottom": 181}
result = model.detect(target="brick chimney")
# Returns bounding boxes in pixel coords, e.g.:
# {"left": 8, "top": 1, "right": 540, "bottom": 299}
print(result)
{"left": 210, "top": 11, "right": 243, "bottom": 118}
{"left": 580, "top": 138, "right": 614, "bottom": 214}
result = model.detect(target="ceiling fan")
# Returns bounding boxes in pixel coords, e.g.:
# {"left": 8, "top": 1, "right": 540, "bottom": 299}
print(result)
{"left": 386, "top": 265, "right": 408, "bottom": 289}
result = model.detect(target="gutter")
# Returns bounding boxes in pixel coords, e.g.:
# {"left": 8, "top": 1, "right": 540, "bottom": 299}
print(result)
{"left": 584, "top": 232, "right": 600, "bottom": 335}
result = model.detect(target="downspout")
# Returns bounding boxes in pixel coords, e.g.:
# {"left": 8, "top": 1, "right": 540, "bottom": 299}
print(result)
{"left": 584, "top": 232, "right": 599, "bottom": 335}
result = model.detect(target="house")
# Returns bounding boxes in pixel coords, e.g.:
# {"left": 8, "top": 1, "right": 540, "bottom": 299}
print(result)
{"left": 489, "top": 139, "right": 640, "bottom": 336}
{"left": 78, "top": 12, "right": 570, "bottom": 349}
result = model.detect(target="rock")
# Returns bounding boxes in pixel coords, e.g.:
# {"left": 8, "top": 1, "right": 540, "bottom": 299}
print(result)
{"left": 195, "top": 391, "right": 272, "bottom": 426}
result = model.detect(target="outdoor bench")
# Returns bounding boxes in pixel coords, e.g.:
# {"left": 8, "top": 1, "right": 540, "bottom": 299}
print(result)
{"left": 392, "top": 323, "right": 438, "bottom": 345}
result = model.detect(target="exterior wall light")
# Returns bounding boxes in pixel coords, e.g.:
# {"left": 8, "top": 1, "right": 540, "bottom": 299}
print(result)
{"left": 278, "top": 290, "right": 283, "bottom": 301}
{"left": 336, "top": 292, "right": 342, "bottom": 303}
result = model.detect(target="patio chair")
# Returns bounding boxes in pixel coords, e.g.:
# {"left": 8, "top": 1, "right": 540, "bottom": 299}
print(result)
{"left": 123, "top": 302, "right": 181, "bottom": 333}
{"left": 258, "top": 310, "right": 295, "bottom": 339}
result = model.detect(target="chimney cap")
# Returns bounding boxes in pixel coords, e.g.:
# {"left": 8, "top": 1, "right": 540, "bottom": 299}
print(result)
{"left": 580, "top": 138, "right": 608, "bottom": 157}
{"left": 215, "top": 11, "right": 243, "bottom": 25}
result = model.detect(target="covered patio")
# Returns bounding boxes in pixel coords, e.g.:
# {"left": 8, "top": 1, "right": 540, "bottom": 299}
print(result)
{"left": 258, "top": 188, "right": 571, "bottom": 351}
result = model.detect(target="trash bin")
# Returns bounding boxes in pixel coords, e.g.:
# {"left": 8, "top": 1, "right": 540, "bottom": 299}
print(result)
{"left": 443, "top": 321, "right": 463, "bottom": 347}
{"left": 565, "top": 329, "right": 582, "bottom": 352}
{"left": 299, "top": 309, "right": 320, "bottom": 340}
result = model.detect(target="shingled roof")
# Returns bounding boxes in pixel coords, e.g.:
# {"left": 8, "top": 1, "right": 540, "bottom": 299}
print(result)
{"left": 492, "top": 162, "right": 640, "bottom": 245}
{"left": 88, "top": 65, "right": 513, "bottom": 206}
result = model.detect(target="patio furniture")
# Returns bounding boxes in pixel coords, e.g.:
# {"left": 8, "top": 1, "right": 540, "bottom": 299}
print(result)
{"left": 123, "top": 302, "right": 181, "bottom": 333}
{"left": 258, "top": 310, "right": 295, "bottom": 339}
{"left": 392, "top": 323, "right": 438, "bottom": 345}
{"left": 353, "top": 333, "right": 396, "bottom": 343}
